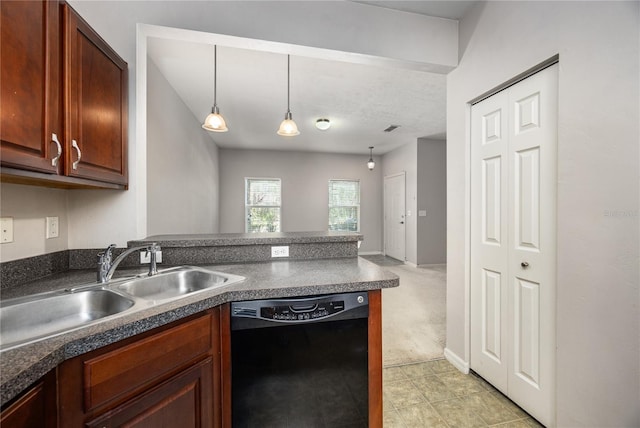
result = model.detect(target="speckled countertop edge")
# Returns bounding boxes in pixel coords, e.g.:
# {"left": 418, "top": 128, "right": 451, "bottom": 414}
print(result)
{"left": 128, "top": 231, "right": 363, "bottom": 247}
{"left": 0, "top": 257, "right": 398, "bottom": 406}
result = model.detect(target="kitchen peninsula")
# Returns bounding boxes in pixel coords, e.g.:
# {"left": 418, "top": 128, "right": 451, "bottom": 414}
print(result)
{"left": 0, "top": 232, "right": 398, "bottom": 427}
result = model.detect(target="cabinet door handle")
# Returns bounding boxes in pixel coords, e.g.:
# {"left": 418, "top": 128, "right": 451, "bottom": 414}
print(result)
{"left": 72, "top": 140, "right": 82, "bottom": 170}
{"left": 51, "top": 133, "right": 62, "bottom": 167}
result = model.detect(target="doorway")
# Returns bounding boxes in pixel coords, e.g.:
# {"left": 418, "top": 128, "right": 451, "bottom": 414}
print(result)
{"left": 384, "top": 172, "right": 406, "bottom": 261}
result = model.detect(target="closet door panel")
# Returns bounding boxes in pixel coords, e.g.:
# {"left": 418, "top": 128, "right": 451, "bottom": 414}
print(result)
{"left": 470, "top": 90, "right": 509, "bottom": 393}
{"left": 506, "top": 64, "right": 558, "bottom": 428}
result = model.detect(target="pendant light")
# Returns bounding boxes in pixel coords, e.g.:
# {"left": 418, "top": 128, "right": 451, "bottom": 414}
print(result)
{"left": 202, "top": 45, "right": 228, "bottom": 132}
{"left": 277, "top": 55, "right": 300, "bottom": 136}
{"left": 367, "top": 146, "right": 376, "bottom": 170}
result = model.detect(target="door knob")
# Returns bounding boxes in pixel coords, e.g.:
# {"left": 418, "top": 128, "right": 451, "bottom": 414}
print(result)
{"left": 521, "top": 262, "right": 529, "bottom": 268}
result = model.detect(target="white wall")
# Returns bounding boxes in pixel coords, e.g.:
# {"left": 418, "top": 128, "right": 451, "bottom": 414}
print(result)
{"left": 0, "top": 184, "right": 68, "bottom": 261}
{"left": 382, "top": 141, "right": 417, "bottom": 263}
{"left": 218, "top": 149, "right": 383, "bottom": 253}
{"left": 446, "top": 2, "right": 639, "bottom": 426}
{"left": 417, "top": 138, "right": 446, "bottom": 265}
{"left": 146, "top": 60, "right": 219, "bottom": 235}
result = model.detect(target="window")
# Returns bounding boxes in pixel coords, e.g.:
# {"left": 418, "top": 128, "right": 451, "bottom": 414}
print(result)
{"left": 245, "top": 178, "right": 281, "bottom": 233}
{"left": 328, "top": 180, "right": 360, "bottom": 232}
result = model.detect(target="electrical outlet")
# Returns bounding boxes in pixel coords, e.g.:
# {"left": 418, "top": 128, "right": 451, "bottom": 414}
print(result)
{"left": 1, "top": 217, "right": 14, "bottom": 243}
{"left": 271, "top": 246, "right": 289, "bottom": 258}
{"left": 140, "top": 250, "right": 162, "bottom": 264}
{"left": 46, "top": 216, "right": 59, "bottom": 239}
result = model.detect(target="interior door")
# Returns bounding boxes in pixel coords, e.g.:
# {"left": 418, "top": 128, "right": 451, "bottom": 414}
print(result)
{"left": 384, "top": 172, "right": 406, "bottom": 261}
{"left": 471, "top": 64, "right": 558, "bottom": 427}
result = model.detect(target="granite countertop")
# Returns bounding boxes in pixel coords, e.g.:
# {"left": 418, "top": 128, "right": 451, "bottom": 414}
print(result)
{"left": 0, "top": 257, "right": 398, "bottom": 406}
{"left": 128, "top": 231, "right": 363, "bottom": 247}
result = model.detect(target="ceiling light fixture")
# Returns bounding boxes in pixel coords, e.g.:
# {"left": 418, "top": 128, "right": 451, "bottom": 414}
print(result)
{"left": 315, "top": 118, "right": 331, "bottom": 131}
{"left": 367, "top": 146, "right": 375, "bottom": 171}
{"left": 202, "top": 45, "right": 228, "bottom": 132}
{"left": 277, "top": 55, "right": 300, "bottom": 136}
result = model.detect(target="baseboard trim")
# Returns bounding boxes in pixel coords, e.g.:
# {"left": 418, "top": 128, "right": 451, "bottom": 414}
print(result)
{"left": 417, "top": 263, "right": 447, "bottom": 269}
{"left": 404, "top": 261, "right": 417, "bottom": 268}
{"left": 444, "top": 347, "right": 469, "bottom": 374}
{"left": 358, "top": 251, "right": 382, "bottom": 256}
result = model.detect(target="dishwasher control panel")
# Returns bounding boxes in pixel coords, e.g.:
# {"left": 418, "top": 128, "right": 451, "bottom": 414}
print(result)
{"left": 261, "top": 301, "right": 344, "bottom": 321}
{"left": 231, "top": 292, "right": 368, "bottom": 327}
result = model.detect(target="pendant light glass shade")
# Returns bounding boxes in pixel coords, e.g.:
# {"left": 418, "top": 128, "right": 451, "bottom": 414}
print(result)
{"left": 203, "top": 106, "right": 228, "bottom": 132}
{"left": 277, "top": 55, "right": 299, "bottom": 136}
{"left": 367, "top": 146, "right": 375, "bottom": 170}
{"left": 202, "top": 45, "right": 228, "bottom": 132}
{"left": 278, "top": 111, "right": 300, "bottom": 136}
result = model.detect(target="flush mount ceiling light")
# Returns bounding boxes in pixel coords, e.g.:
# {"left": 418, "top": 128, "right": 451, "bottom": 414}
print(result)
{"left": 315, "top": 118, "right": 331, "bottom": 131}
{"left": 367, "top": 146, "right": 375, "bottom": 171}
{"left": 202, "top": 45, "right": 228, "bottom": 132}
{"left": 277, "top": 55, "right": 300, "bottom": 137}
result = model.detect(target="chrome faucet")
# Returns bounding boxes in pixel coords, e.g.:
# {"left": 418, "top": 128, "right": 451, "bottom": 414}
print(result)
{"left": 97, "top": 243, "right": 161, "bottom": 283}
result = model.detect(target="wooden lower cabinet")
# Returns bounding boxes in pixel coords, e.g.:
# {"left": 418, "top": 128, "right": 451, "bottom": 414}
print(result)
{"left": 84, "top": 358, "right": 213, "bottom": 428}
{"left": 0, "top": 371, "right": 56, "bottom": 428}
{"left": 58, "top": 309, "right": 222, "bottom": 427}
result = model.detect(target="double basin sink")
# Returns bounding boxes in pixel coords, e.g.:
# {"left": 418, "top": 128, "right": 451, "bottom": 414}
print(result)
{"left": 0, "top": 266, "right": 245, "bottom": 351}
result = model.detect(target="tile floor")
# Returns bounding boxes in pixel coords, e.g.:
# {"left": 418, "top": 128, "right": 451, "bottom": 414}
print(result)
{"left": 383, "top": 359, "right": 544, "bottom": 428}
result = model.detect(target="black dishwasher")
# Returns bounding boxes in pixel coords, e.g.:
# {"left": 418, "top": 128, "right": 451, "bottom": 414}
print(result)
{"left": 231, "top": 292, "right": 369, "bottom": 428}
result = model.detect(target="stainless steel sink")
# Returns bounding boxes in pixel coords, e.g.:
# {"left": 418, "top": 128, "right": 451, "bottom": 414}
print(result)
{"left": 0, "top": 266, "right": 245, "bottom": 352}
{"left": 0, "top": 289, "right": 135, "bottom": 350}
{"left": 116, "top": 266, "right": 245, "bottom": 302}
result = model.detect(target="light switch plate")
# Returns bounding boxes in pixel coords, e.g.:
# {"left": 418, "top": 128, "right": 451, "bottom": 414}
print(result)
{"left": 1, "top": 217, "right": 14, "bottom": 243}
{"left": 418, "top": 210, "right": 427, "bottom": 217}
{"left": 46, "top": 216, "right": 59, "bottom": 239}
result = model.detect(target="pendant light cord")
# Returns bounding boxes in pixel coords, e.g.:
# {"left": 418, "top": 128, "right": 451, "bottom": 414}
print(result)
{"left": 286, "top": 54, "right": 291, "bottom": 113}
{"left": 213, "top": 45, "right": 217, "bottom": 106}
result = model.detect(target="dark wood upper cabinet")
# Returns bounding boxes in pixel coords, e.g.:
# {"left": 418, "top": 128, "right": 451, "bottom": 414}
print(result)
{"left": 0, "top": 0, "right": 128, "bottom": 189}
{"left": 0, "top": 0, "right": 62, "bottom": 174}
{"left": 63, "top": 3, "right": 128, "bottom": 185}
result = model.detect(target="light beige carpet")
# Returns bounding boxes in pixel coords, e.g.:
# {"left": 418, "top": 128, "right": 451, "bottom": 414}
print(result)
{"left": 380, "top": 263, "right": 447, "bottom": 367}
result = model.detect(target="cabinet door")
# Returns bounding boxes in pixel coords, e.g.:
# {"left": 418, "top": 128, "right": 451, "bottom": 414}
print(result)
{"left": 85, "top": 357, "right": 214, "bottom": 428}
{"left": 63, "top": 4, "right": 128, "bottom": 186}
{"left": 0, "top": 0, "right": 62, "bottom": 174}
{"left": 0, "top": 371, "right": 56, "bottom": 428}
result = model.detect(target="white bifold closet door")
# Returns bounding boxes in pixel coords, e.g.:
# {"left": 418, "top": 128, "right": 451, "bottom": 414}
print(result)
{"left": 470, "top": 63, "right": 558, "bottom": 427}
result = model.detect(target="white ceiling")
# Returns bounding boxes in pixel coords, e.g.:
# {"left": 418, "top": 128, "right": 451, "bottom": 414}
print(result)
{"left": 354, "top": 1, "right": 476, "bottom": 20}
{"left": 147, "top": 2, "right": 475, "bottom": 156}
